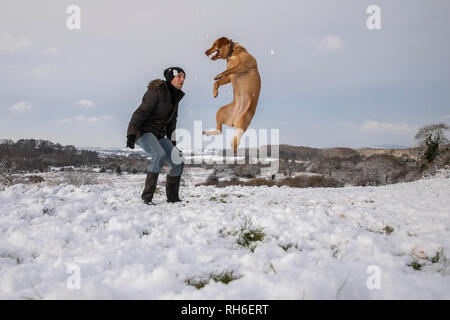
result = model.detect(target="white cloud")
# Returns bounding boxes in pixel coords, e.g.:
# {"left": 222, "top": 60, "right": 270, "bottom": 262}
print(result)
{"left": 76, "top": 115, "right": 99, "bottom": 123}
{"left": 0, "top": 32, "right": 33, "bottom": 52}
{"left": 442, "top": 114, "right": 450, "bottom": 120}
{"left": 57, "top": 115, "right": 109, "bottom": 125}
{"left": 75, "top": 100, "right": 95, "bottom": 108}
{"left": 316, "top": 36, "right": 343, "bottom": 51}
{"left": 10, "top": 101, "right": 32, "bottom": 111}
{"left": 361, "top": 120, "right": 414, "bottom": 135}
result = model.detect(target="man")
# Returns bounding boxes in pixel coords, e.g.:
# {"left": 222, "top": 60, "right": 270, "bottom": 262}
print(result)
{"left": 126, "top": 67, "right": 185, "bottom": 205}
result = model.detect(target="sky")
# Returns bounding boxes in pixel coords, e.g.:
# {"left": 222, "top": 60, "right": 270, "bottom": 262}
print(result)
{"left": 1, "top": 0, "right": 449, "bottom": 149}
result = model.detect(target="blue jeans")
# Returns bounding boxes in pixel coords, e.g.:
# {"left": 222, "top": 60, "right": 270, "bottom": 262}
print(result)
{"left": 136, "top": 132, "right": 184, "bottom": 176}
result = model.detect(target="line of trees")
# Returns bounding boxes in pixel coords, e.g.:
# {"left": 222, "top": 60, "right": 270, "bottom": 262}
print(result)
{"left": 0, "top": 139, "right": 100, "bottom": 172}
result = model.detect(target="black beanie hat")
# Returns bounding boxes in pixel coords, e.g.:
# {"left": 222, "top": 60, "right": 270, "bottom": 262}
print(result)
{"left": 164, "top": 67, "right": 186, "bottom": 83}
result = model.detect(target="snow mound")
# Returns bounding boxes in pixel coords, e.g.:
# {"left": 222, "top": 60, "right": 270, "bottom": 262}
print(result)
{"left": 0, "top": 170, "right": 449, "bottom": 299}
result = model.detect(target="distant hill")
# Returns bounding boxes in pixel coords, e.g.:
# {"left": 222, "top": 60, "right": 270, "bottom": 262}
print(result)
{"left": 369, "top": 144, "right": 411, "bottom": 149}
{"left": 2, "top": 138, "right": 449, "bottom": 188}
{"left": 75, "top": 143, "right": 414, "bottom": 159}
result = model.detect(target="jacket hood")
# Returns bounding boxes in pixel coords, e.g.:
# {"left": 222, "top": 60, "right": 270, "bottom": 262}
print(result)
{"left": 147, "top": 79, "right": 165, "bottom": 90}
{"left": 147, "top": 79, "right": 185, "bottom": 103}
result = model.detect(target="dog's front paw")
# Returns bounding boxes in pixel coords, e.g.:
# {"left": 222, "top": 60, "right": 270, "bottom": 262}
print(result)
{"left": 213, "top": 86, "right": 218, "bottom": 98}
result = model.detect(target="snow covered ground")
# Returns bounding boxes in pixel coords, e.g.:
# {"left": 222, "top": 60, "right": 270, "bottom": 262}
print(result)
{"left": 0, "top": 168, "right": 449, "bottom": 299}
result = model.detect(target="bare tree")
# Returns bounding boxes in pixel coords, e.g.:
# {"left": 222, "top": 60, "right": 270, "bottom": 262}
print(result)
{"left": 414, "top": 123, "right": 449, "bottom": 162}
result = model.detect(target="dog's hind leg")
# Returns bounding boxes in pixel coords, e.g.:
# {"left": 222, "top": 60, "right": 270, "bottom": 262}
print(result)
{"left": 203, "top": 129, "right": 222, "bottom": 136}
{"left": 203, "top": 102, "right": 235, "bottom": 135}
{"left": 231, "top": 128, "right": 245, "bottom": 153}
{"left": 230, "top": 106, "right": 255, "bottom": 152}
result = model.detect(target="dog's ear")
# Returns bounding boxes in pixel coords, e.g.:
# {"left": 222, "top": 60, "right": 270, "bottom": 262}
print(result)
{"left": 217, "top": 37, "right": 231, "bottom": 47}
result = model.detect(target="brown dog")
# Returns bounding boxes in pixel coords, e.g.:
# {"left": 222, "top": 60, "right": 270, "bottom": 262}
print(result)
{"left": 203, "top": 37, "right": 261, "bottom": 152}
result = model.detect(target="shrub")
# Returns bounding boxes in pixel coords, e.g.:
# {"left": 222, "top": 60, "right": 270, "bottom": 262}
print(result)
{"left": 414, "top": 123, "right": 449, "bottom": 163}
{"left": 243, "top": 178, "right": 276, "bottom": 187}
{"left": 196, "top": 174, "right": 340, "bottom": 188}
{"left": 277, "top": 175, "right": 340, "bottom": 188}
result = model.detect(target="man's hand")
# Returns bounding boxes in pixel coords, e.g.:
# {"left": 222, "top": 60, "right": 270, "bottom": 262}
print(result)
{"left": 126, "top": 135, "right": 136, "bottom": 149}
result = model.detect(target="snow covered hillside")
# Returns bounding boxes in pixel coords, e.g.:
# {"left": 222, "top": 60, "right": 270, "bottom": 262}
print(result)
{"left": 0, "top": 169, "right": 449, "bottom": 299}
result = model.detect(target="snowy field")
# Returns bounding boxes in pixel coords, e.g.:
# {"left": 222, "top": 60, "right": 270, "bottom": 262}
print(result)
{"left": 0, "top": 168, "right": 449, "bottom": 299}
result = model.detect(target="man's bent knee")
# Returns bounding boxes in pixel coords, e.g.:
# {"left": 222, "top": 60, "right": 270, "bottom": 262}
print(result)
{"left": 170, "top": 161, "right": 184, "bottom": 177}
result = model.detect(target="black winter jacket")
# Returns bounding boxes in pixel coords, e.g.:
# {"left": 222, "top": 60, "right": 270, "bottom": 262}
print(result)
{"left": 127, "top": 79, "right": 184, "bottom": 142}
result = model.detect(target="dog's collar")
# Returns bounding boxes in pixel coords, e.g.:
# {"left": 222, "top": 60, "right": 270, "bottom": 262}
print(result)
{"left": 226, "top": 40, "right": 235, "bottom": 59}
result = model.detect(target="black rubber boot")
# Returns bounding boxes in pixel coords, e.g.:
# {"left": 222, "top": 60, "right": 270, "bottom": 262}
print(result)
{"left": 142, "top": 172, "right": 159, "bottom": 205}
{"left": 166, "top": 175, "right": 181, "bottom": 203}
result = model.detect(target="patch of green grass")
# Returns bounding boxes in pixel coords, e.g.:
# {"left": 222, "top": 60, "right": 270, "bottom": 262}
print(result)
{"left": 383, "top": 225, "right": 394, "bottom": 235}
{"left": 279, "top": 242, "right": 298, "bottom": 252}
{"left": 211, "top": 270, "right": 242, "bottom": 284}
{"left": 362, "top": 225, "right": 394, "bottom": 235}
{"left": 366, "top": 227, "right": 382, "bottom": 234}
{"left": 406, "top": 249, "right": 446, "bottom": 272}
{"left": 331, "top": 244, "right": 340, "bottom": 259}
{"left": 266, "top": 262, "right": 277, "bottom": 274}
{"left": 185, "top": 270, "right": 243, "bottom": 290}
{"left": 408, "top": 258, "right": 423, "bottom": 271}
{"left": 209, "top": 194, "right": 228, "bottom": 203}
{"left": 430, "top": 248, "right": 445, "bottom": 264}
{"left": 237, "top": 217, "right": 265, "bottom": 251}
{"left": 185, "top": 277, "right": 208, "bottom": 290}
{"left": 431, "top": 252, "right": 441, "bottom": 264}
